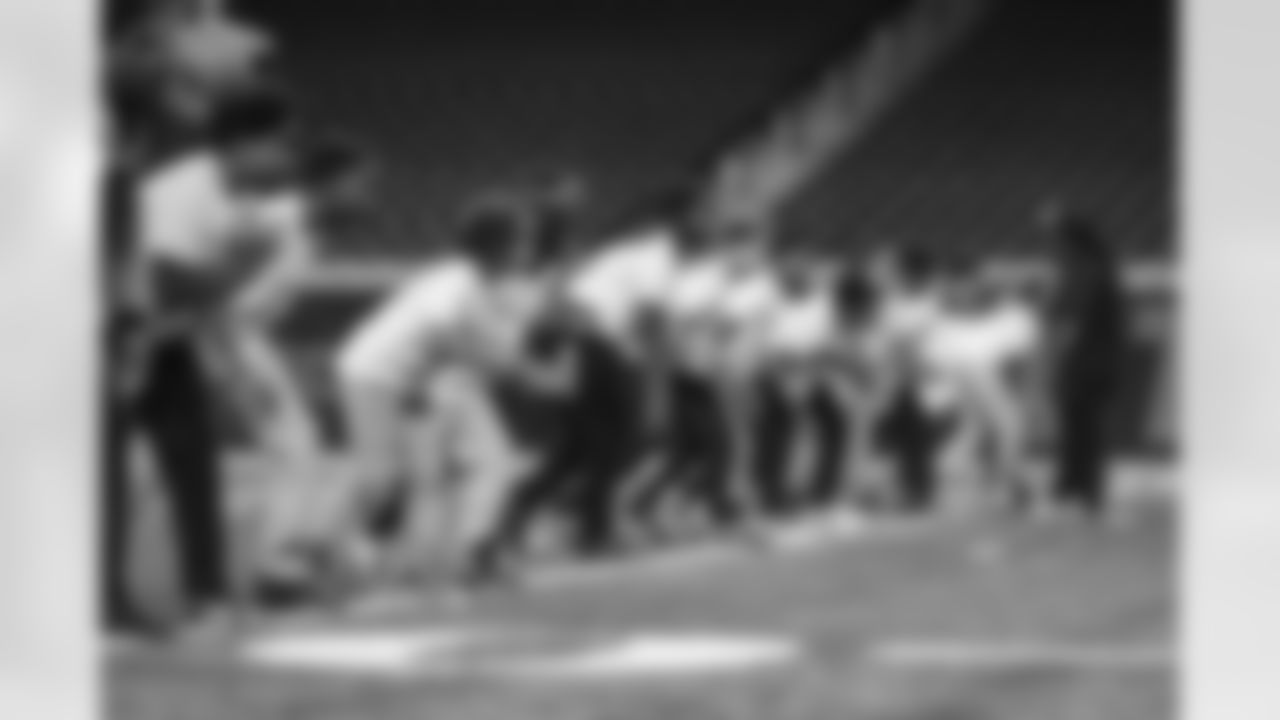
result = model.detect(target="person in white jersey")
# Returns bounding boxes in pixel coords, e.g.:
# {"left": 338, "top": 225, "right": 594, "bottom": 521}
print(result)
{"left": 629, "top": 217, "right": 769, "bottom": 533}
{"left": 913, "top": 262, "right": 1044, "bottom": 510}
{"left": 711, "top": 245, "right": 790, "bottom": 530}
{"left": 752, "top": 258, "right": 848, "bottom": 522}
{"left": 824, "top": 269, "right": 895, "bottom": 509}
{"left": 862, "top": 245, "right": 950, "bottom": 510}
{"left": 331, "top": 195, "right": 541, "bottom": 590}
{"left": 132, "top": 89, "right": 307, "bottom": 624}
{"left": 235, "top": 135, "right": 374, "bottom": 592}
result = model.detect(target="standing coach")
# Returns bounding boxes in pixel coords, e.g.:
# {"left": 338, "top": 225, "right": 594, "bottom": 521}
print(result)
{"left": 1039, "top": 204, "right": 1131, "bottom": 516}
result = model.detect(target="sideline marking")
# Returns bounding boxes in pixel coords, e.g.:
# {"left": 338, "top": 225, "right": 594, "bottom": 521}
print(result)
{"left": 240, "top": 627, "right": 488, "bottom": 675}
{"left": 872, "top": 639, "right": 1173, "bottom": 671}
{"left": 237, "top": 625, "right": 803, "bottom": 681}
{"left": 491, "top": 632, "right": 802, "bottom": 681}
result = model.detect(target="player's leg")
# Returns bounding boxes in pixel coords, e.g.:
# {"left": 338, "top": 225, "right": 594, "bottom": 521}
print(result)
{"left": 329, "top": 375, "right": 414, "bottom": 585}
{"left": 475, "top": 364, "right": 586, "bottom": 565}
{"left": 932, "top": 383, "right": 991, "bottom": 512}
{"left": 980, "top": 372, "right": 1033, "bottom": 508}
{"left": 677, "top": 369, "right": 737, "bottom": 528}
{"left": 715, "top": 368, "right": 765, "bottom": 523}
{"left": 752, "top": 371, "right": 795, "bottom": 518}
{"left": 559, "top": 331, "right": 643, "bottom": 555}
{"left": 879, "top": 386, "right": 942, "bottom": 511}
{"left": 103, "top": 312, "right": 144, "bottom": 630}
{"left": 134, "top": 333, "right": 233, "bottom": 620}
{"left": 617, "top": 356, "right": 686, "bottom": 538}
{"left": 823, "top": 359, "right": 880, "bottom": 508}
{"left": 220, "top": 324, "right": 328, "bottom": 583}
{"left": 805, "top": 370, "right": 849, "bottom": 511}
{"left": 1052, "top": 372, "right": 1113, "bottom": 513}
{"left": 428, "top": 367, "right": 534, "bottom": 586}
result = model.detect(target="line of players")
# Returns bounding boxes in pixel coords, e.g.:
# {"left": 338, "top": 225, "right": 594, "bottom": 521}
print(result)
{"left": 300, "top": 183, "right": 1092, "bottom": 599}
{"left": 112, "top": 85, "right": 1126, "bottom": 634}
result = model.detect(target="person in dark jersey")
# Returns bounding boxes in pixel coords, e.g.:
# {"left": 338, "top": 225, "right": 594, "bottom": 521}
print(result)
{"left": 1040, "top": 204, "right": 1130, "bottom": 515}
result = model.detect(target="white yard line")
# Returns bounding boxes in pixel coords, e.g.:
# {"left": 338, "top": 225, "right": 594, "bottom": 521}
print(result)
{"left": 871, "top": 638, "right": 1174, "bottom": 671}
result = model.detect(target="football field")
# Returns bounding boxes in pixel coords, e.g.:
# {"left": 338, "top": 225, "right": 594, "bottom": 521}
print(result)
{"left": 108, "top": 474, "right": 1175, "bottom": 720}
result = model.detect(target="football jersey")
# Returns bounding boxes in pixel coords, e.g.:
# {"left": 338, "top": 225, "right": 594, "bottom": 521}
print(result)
{"left": 915, "top": 299, "right": 1041, "bottom": 411}
{"left": 766, "top": 286, "right": 839, "bottom": 360}
{"left": 717, "top": 268, "right": 788, "bottom": 374}
{"left": 336, "top": 258, "right": 485, "bottom": 390}
{"left": 463, "top": 271, "right": 559, "bottom": 368}
{"left": 139, "top": 151, "right": 310, "bottom": 315}
{"left": 566, "top": 228, "right": 681, "bottom": 340}
{"left": 662, "top": 256, "right": 741, "bottom": 372}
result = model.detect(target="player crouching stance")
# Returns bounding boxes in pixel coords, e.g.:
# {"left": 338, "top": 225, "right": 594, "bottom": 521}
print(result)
{"left": 329, "top": 195, "right": 542, "bottom": 594}
{"left": 482, "top": 199, "right": 689, "bottom": 561}
{"left": 882, "top": 257, "right": 1043, "bottom": 513}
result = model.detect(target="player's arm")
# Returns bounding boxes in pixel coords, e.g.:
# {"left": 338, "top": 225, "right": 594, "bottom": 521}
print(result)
{"left": 229, "top": 196, "right": 316, "bottom": 324}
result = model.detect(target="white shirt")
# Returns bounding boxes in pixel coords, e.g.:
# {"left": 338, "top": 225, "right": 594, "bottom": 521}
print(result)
{"left": 868, "top": 290, "right": 947, "bottom": 352}
{"left": 663, "top": 256, "right": 738, "bottom": 320}
{"left": 140, "top": 152, "right": 311, "bottom": 312}
{"left": 916, "top": 299, "right": 1042, "bottom": 411}
{"left": 567, "top": 228, "right": 681, "bottom": 339}
{"left": 720, "top": 270, "right": 785, "bottom": 325}
{"left": 336, "top": 258, "right": 484, "bottom": 389}
{"left": 718, "top": 269, "right": 787, "bottom": 374}
{"left": 766, "top": 289, "right": 838, "bottom": 359}
{"left": 467, "top": 272, "right": 558, "bottom": 364}
{"left": 660, "top": 256, "right": 741, "bottom": 371}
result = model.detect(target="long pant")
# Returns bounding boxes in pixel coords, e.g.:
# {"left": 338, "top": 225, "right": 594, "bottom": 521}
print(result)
{"left": 822, "top": 363, "right": 879, "bottom": 503}
{"left": 960, "top": 371, "right": 1035, "bottom": 501}
{"left": 625, "top": 367, "right": 725, "bottom": 527}
{"left": 661, "top": 370, "right": 735, "bottom": 524}
{"left": 1053, "top": 370, "right": 1117, "bottom": 511}
{"left": 102, "top": 310, "right": 137, "bottom": 627}
{"left": 751, "top": 366, "right": 848, "bottom": 516}
{"left": 101, "top": 364, "right": 134, "bottom": 627}
{"left": 805, "top": 381, "right": 849, "bottom": 509}
{"left": 877, "top": 387, "right": 955, "bottom": 509}
{"left": 753, "top": 376, "right": 795, "bottom": 515}
{"left": 131, "top": 333, "right": 230, "bottom": 613}
{"left": 714, "top": 369, "right": 764, "bottom": 519}
{"left": 205, "top": 323, "right": 324, "bottom": 576}
{"left": 338, "top": 367, "right": 528, "bottom": 576}
{"left": 487, "top": 331, "right": 641, "bottom": 555}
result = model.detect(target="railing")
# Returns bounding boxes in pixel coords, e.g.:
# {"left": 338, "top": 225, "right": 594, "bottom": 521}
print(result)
{"left": 705, "top": 0, "right": 995, "bottom": 223}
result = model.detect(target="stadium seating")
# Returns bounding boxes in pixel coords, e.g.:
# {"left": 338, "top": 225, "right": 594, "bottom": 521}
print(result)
{"left": 254, "top": 0, "right": 901, "bottom": 256}
{"left": 778, "top": 0, "right": 1175, "bottom": 259}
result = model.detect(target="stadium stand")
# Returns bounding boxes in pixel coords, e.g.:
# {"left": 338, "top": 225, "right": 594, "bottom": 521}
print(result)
{"left": 245, "top": 0, "right": 908, "bottom": 256}
{"left": 778, "top": 0, "right": 1176, "bottom": 259}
